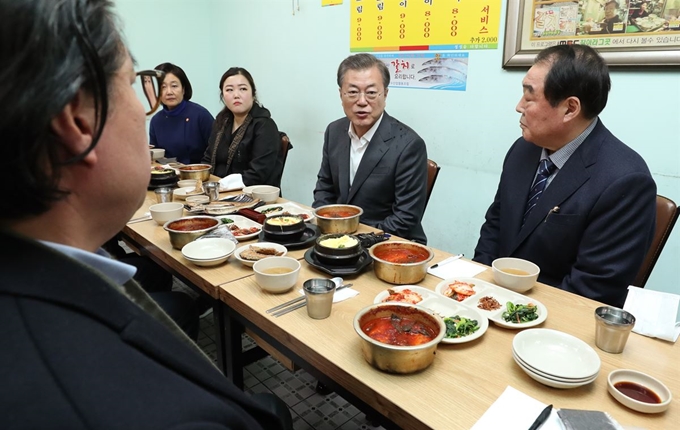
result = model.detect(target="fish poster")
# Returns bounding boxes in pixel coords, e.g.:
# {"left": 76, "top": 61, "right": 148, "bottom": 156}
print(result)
{"left": 374, "top": 52, "right": 469, "bottom": 91}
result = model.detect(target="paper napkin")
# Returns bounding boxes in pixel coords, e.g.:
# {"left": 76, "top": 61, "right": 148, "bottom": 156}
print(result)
{"left": 623, "top": 286, "right": 680, "bottom": 342}
{"left": 471, "top": 386, "right": 562, "bottom": 430}
{"left": 218, "top": 173, "right": 245, "bottom": 191}
{"left": 427, "top": 258, "right": 486, "bottom": 279}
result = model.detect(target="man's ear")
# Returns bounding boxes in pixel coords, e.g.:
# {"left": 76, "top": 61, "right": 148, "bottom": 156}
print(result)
{"left": 50, "top": 90, "right": 98, "bottom": 166}
{"left": 562, "top": 96, "right": 581, "bottom": 123}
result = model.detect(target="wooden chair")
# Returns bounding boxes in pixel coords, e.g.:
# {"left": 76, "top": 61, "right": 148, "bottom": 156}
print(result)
{"left": 425, "top": 159, "right": 441, "bottom": 210}
{"left": 633, "top": 195, "right": 679, "bottom": 288}
{"left": 280, "top": 132, "right": 292, "bottom": 169}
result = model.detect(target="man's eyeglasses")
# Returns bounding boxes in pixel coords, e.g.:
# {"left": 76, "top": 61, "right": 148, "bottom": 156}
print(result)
{"left": 134, "top": 70, "right": 165, "bottom": 116}
{"left": 342, "top": 90, "right": 383, "bottom": 102}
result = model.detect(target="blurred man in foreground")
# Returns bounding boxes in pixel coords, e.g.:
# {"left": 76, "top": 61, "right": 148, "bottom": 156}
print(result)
{"left": 474, "top": 45, "right": 655, "bottom": 308}
{"left": 313, "top": 53, "right": 429, "bottom": 244}
{"left": 0, "top": 1, "right": 290, "bottom": 428}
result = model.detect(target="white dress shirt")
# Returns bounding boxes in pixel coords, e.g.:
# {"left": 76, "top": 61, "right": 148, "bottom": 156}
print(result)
{"left": 347, "top": 114, "right": 384, "bottom": 186}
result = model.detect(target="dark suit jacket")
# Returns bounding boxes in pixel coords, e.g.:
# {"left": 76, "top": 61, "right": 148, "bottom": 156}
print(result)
{"left": 474, "top": 120, "right": 656, "bottom": 308}
{"left": 0, "top": 231, "right": 286, "bottom": 430}
{"left": 313, "top": 112, "right": 428, "bottom": 244}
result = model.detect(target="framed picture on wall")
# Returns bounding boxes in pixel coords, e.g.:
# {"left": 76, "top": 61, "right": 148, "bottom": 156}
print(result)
{"left": 503, "top": 0, "right": 680, "bottom": 67}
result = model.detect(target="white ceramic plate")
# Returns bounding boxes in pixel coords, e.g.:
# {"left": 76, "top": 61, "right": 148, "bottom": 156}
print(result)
{"left": 173, "top": 186, "right": 202, "bottom": 200}
{"left": 513, "top": 353, "right": 597, "bottom": 389}
{"left": 213, "top": 215, "right": 262, "bottom": 241}
{"left": 513, "top": 328, "right": 601, "bottom": 379}
{"left": 181, "top": 238, "right": 235, "bottom": 267}
{"left": 435, "top": 277, "right": 548, "bottom": 329}
{"left": 373, "top": 286, "right": 488, "bottom": 344}
{"left": 256, "top": 202, "right": 315, "bottom": 223}
{"left": 233, "top": 242, "right": 288, "bottom": 267}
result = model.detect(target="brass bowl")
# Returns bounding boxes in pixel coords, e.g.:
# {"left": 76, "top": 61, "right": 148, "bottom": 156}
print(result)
{"left": 163, "top": 216, "right": 220, "bottom": 249}
{"left": 368, "top": 241, "right": 434, "bottom": 284}
{"left": 354, "top": 302, "right": 445, "bottom": 374}
{"left": 178, "top": 164, "right": 211, "bottom": 181}
{"left": 314, "top": 204, "right": 363, "bottom": 234}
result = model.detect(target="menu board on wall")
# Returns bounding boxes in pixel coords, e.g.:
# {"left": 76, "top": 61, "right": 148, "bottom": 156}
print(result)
{"left": 350, "top": 0, "right": 502, "bottom": 51}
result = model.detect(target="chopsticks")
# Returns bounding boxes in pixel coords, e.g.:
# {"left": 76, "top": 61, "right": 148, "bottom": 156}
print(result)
{"left": 267, "top": 284, "right": 352, "bottom": 317}
{"left": 127, "top": 213, "right": 151, "bottom": 224}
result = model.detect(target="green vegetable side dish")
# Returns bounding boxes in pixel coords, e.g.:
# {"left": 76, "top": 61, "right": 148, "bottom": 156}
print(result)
{"left": 501, "top": 302, "right": 538, "bottom": 324}
{"left": 444, "top": 315, "right": 480, "bottom": 339}
{"left": 219, "top": 218, "right": 234, "bottom": 224}
{"left": 261, "top": 206, "right": 283, "bottom": 214}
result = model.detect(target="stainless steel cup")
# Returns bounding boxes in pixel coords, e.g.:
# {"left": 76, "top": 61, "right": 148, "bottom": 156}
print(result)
{"left": 154, "top": 187, "right": 173, "bottom": 203}
{"left": 204, "top": 181, "right": 220, "bottom": 201}
{"left": 594, "top": 306, "right": 636, "bottom": 353}
{"left": 303, "top": 278, "right": 336, "bottom": 319}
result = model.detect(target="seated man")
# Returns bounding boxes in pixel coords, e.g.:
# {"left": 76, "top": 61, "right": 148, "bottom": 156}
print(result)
{"left": 0, "top": 1, "right": 290, "bottom": 428}
{"left": 473, "top": 45, "right": 656, "bottom": 308}
{"left": 313, "top": 53, "right": 428, "bottom": 244}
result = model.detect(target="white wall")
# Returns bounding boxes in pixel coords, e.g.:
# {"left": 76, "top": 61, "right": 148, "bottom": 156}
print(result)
{"left": 115, "top": 0, "right": 680, "bottom": 297}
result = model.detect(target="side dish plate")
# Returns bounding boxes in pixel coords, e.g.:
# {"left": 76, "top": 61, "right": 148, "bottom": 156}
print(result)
{"left": 434, "top": 277, "right": 548, "bottom": 329}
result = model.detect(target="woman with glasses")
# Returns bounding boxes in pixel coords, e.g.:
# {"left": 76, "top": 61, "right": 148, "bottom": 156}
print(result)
{"left": 148, "top": 62, "right": 214, "bottom": 164}
{"left": 202, "top": 67, "right": 283, "bottom": 187}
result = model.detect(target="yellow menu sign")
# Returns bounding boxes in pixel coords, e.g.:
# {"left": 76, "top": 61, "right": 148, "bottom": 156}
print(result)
{"left": 350, "top": 0, "right": 501, "bottom": 51}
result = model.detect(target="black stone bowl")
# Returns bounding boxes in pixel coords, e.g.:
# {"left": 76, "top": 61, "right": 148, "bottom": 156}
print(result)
{"left": 313, "top": 233, "right": 363, "bottom": 266}
{"left": 263, "top": 215, "right": 306, "bottom": 241}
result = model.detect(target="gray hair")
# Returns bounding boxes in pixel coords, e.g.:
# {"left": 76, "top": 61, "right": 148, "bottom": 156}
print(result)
{"left": 336, "top": 53, "right": 390, "bottom": 88}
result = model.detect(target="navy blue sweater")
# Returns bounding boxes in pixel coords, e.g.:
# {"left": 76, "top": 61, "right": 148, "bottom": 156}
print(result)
{"left": 149, "top": 100, "right": 214, "bottom": 164}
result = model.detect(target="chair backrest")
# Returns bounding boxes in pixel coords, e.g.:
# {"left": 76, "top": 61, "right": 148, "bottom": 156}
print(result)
{"left": 425, "top": 159, "right": 441, "bottom": 210}
{"left": 633, "top": 195, "right": 679, "bottom": 288}
{"left": 280, "top": 132, "right": 292, "bottom": 168}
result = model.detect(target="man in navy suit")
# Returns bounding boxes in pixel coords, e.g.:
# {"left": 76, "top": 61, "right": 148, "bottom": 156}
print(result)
{"left": 313, "top": 53, "right": 428, "bottom": 244}
{"left": 474, "top": 45, "right": 656, "bottom": 308}
{"left": 0, "top": 1, "right": 290, "bottom": 428}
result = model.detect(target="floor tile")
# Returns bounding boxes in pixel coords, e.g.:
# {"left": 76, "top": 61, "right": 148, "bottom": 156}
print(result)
{"left": 262, "top": 368, "right": 317, "bottom": 407}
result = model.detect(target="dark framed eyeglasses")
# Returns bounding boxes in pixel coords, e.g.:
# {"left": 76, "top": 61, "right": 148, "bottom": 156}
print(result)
{"left": 134, "top": 70, "right": 165, "bottom": 115}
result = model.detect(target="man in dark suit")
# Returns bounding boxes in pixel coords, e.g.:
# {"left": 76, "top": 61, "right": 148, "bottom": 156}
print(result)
{"left": 474, "top": 45, "right": 656, "bottom": 308}
{"left": 0, "top": 1, "right": 290, "bottom": 428}
{"left": 313, "top": 53, "right": 428, "bottom": 244}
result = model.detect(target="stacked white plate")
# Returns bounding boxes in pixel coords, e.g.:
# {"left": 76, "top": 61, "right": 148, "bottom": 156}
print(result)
{"left": 181, "top": 238, "right": 236, "bottom": 267}
{"left": 512, "top": 328, "right": 600, "bottom": 389}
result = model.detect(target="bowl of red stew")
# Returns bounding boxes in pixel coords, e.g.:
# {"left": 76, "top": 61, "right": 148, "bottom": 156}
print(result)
{"left": 178, "top": 163, "right": 211, "bottom": 181}
{"left": 314, "top": 204, "right": 363, "bottom": 234}
{"left": 163, "top": 216, "right": 220, "bottom": 249}
{"left": 368, "top": 241, "right": 434, "bottom": 284}
{"left": 354, "top": 302, "right": 446, "bottom": 374}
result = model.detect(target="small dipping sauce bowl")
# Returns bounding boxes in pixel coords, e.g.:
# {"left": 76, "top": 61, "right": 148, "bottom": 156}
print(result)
{"left": 608, "top": 369, "right": 672, "bottom": 413}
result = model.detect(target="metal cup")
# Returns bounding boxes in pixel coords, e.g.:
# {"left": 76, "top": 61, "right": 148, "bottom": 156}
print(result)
{"left": 154, "top": 187, "right": 173, "bottom": 203}
{"left": 204, "top": 181, "right": 220, "bottom": 201}
{"left": 303, "top": 278, "right": 336, "bottom": 319}
{"left": 594, "top": 306, "right": 636, "bottom": 353}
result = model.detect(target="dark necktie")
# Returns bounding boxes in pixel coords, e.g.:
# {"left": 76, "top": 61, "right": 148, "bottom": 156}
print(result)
{"left": 523, "top": 158, "right": 557, "bottom": 225}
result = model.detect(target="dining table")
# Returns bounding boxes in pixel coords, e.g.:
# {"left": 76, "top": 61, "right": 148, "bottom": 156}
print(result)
{"left": 123, "top": 186, "right": 678, "bottom": 430}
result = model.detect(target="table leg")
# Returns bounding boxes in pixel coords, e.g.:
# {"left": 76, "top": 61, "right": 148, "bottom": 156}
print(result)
{"left": 222, "top": 302, "right": 245, "bottom": 389}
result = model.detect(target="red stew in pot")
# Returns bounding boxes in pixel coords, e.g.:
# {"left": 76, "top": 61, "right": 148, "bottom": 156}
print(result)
{"left": 374, "top": 247, "right": 430, "bottom": 264}
{"left": 361, "top": 313, "right": 437, "bottom": 346}
{"left": 317, "top": 208, "right": 360, "bottom": 218}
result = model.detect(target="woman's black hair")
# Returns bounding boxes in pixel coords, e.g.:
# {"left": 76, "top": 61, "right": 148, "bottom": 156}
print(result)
{"left": 155, "top": 62, "right": 193, "bottom": 101}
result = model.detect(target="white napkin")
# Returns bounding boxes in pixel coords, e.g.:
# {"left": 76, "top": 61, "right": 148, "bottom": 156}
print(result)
{"left": 218, "top": 173, "right": 245, "bottom": 191}
{"left": 427, "top": 257, "right": 486, "bottom": 279}
{"left": 296, "top": 287, "right": 359, "bottom": 303}
{"left": 471, "top": 386, "right": 562, "bottom": 430}
{"left": 623, "top": 286, "right": 680, "bottom": 342}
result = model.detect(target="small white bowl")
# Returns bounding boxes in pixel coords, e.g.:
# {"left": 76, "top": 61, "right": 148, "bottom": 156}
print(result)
{"left": 251, "top": 185, "right": 280, "bottom": 204}
{"left": 186, "top": 195, "right": 210, "bottom": 205}
{"left": 234, "top": 242, "right": 288, "bottom": 267}
{"left": 253, "top": 256, "right": 300, "bottom": 293}
{"left": 177, "top": 179, "right": 198, "bottom": 189}
{"left": 492, "top": 257, "right": 540, "bottom": 293}
{"left": 181, "top": 238, "right": 236, "bottom": 267}
{"left": 242, "top": 185, "right": 256, "bottom": 197}
{"left": 150, "top": 148, "right": 165, "bottom": 160}
{"left": 608, "top": 369, "right": 672, "bottom": 413}
{"left": 149, "top": 202, "right": 184, "bottom": 225}
{"left": 173, "top": 186, "right": 198, "bottom": 200}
